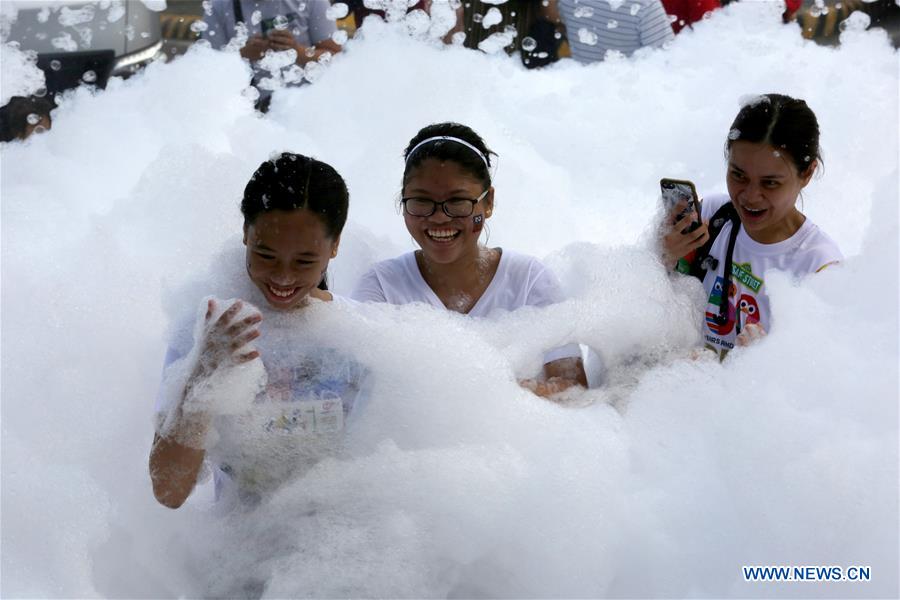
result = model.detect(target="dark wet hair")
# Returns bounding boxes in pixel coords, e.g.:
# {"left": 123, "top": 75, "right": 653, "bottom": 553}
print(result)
{"left": 0, "top": 95, "right": 54, "bottom": 143}
{"left": 241, "top": 152, "right": 348, "bottom": 290}
{"left": 402, "top": 122, "right": 496, "bottom": 190}
{"left": 726, "top": 93, "right": 821, "bottom": 175}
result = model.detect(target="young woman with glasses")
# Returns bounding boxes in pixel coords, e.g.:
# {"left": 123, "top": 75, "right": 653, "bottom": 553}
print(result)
{"left": 351, "top": 122, "right": 587, "bottom": 398}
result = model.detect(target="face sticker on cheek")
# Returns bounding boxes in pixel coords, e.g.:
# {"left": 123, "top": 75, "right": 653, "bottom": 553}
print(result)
{"left": 472, "top": 214, "right": 484, "bottom": 233}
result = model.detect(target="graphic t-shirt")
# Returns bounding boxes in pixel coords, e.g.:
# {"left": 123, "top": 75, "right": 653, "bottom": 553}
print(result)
{"left": 351, "top": 249, "right": 581, "bottom": 362}
{"left": 698, "top": 194, "right": 842, "bottom": 354}
{"left": 156, "top": 295, "right": 367, "bottom": 507}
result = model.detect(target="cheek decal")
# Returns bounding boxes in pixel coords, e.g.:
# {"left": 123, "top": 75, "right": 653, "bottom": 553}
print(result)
{"left": 472, "top": 214, "right": 484, "bottom": 233}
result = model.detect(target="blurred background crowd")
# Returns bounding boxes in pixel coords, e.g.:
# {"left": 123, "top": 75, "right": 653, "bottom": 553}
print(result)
{"left": 3, "top": 0, "right": 899, "bottom": 139}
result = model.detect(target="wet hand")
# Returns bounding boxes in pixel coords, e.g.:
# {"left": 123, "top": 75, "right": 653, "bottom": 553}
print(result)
{"left": 519, "top": 377, "right": 580, "bottom": 399}
{"left": 662, "top": 201, "right": 709, "bottom": 269}
{"left": 195, "top": 299, "right": 262, "bottom": 377}
{"left": 240, "top": 36, "right": 271, "bottom": 61}
{"left": 266, "top": 29, "right": 303, "bottom": 53}
{"left": 735, "top": 322, "right": 766, "bottom": 347}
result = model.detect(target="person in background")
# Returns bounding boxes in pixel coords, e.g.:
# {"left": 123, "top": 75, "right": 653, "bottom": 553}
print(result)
{"left": 346, "top": 0, "right": 426, "bottom": 27}
{"left": 660, "top": 0, "right": 721, "bottom": 33}
{"left": 456, "top": 1, "right": 562, "bottom": 67}
{"left": 661, "top": 94, "right": 842, "bottom": 357}
{"left": 0, "top": 95, "right": 53, "bottom": 143}
{"left": 541, "top": 0, "right": 674, "bottom": 63}
{"left": 351, "top": 122, "right": 589, "bottom": 398}
{"left": 346, "top": 0, "right": 464, "bottom": 44}
{"left": 782, "top": 0, "right": 803, "bottom": 22}
{"left": 201, "top": 0, "right": 342, "bottom": 109}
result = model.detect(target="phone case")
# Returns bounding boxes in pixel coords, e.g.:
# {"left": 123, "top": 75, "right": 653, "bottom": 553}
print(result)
{"left": 660, "top": 178, "right": 702, "bottom": 233}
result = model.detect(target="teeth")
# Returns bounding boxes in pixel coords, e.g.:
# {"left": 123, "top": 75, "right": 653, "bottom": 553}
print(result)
{"left": 427, "top": 229, "right": 458, "bottom": 239}
{"left": 742, "top": 205, "right": 765, "bottom": 214}
{"left": 268, "top": 286, "right": 297, "bottom": 298}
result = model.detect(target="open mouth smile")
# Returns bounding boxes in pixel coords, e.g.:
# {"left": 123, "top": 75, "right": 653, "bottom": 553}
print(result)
{"left": 739, "top": 203, "right": 768, "bottom": 220}
{"left": 426, "top": 228, "right": 461, "bottom": 243}
{"left": 265, "top": 284, "right": 302, "bottom": 304}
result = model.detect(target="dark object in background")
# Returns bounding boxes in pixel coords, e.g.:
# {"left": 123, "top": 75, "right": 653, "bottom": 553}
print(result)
{"left": 345, "top": 0, "right": 427, "bottom": 27}
{"left": 4, "top": 1, "right": 164, "bottom": 87}
{"left": 462, "top": 1, "right": 537, "bottom": 50}
{"left": 521, "top": 18, "right": 560, "bottom": 68}
{"left": 36, "top": 50, "right": 115, "bottom": 95}
{"left": 0, "top": 96, "right": 55, "bottom": 142}
{"left": 799, "top": 0, "right": 900, "bottom": 47}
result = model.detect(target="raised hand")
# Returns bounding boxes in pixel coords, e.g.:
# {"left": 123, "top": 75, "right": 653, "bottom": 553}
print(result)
{"left": 240, "top": 36, "right": 271, "bottom": 61}
{"left": 735, "top": 322, "right": 766, "bottom": 347}
{"left": 266, "top": 29, "right": 302, "bottom": 54}
{"left": 662, "top": 201, "right": 709, "bottom": 269}
{"left": 194, "top": 298, "right": 262, "bottom": 379}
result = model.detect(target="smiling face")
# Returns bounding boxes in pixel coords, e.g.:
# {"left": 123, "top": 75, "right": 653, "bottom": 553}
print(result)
{"left": 243, "top": 209, "right": 339, "bottom": 310}
{"left": 726, "top": 140, "right": 815, "bottom": 244}
{"left": 402, "top": 158, "right": 493, "bottom": 265}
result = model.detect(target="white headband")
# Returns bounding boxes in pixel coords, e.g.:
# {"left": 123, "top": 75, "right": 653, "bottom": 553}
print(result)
{"left": 406, "top": 136, "right": 490, "bottom": 171}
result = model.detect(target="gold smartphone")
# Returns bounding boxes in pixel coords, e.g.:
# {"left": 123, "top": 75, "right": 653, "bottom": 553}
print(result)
{"left": 660, "top": 178, "right": 701, "bottom": 233}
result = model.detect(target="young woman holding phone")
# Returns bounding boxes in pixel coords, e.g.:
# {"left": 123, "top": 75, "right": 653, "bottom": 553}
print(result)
{"left": 662, "top": 94, "right": 842, "bottom": 355}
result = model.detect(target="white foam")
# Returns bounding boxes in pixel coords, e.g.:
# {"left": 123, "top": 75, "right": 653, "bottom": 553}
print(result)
{"left": 1, "top": 2, "right": 897, "bottom": 597}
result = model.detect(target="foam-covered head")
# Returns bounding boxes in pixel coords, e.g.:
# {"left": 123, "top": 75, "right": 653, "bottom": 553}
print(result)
{"left": 241, "top": 152, "right": 349, "bottom": 236}
{"left": 402, "top": 122, "right": 496, "bottom": 190}
{"left": 726, "top": 93, "right": 821, "bottom": 177}
{"left": 241, "top": 153, "right": 348, "bottom": 302}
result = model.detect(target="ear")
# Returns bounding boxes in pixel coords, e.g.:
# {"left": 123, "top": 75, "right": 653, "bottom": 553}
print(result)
{"left": 330, "top": 234, "right": 341, "bottom": 258}
{"left": 242, "top": 223, "right": 249, "bottom": 245}
{"left": 799, "top": 159, "right": 817, "bottom": 187}
{"left": 483, "top": 187, "right": 495, "bottom": 218}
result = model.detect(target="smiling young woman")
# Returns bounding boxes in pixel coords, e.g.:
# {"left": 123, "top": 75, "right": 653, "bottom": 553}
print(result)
{"left": 149, "top": 153, "right": 366, "bottom": 511}
{"left": 352, "top": 122, "right": 588, "bottom": 398}
{"left": 662, "top": 94, "right": 842, "bottom": 356}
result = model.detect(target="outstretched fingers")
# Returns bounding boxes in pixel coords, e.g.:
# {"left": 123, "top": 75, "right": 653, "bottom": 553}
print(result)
{"left": 231, "top": 327, "right": 261, "bottom": 352}
{"left": 215, "top": 299, "right": 244, "bottom": 328}
{"left": 234, "top": 349, "right": 260, "bottom": 364}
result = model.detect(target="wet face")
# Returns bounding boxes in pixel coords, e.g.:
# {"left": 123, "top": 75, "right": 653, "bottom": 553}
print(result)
{"left": 243, "top": 209, "right": 339, "bottom": 310}
{"left": 726, "top": 141, "right": 814, "bottom": 244}
{"left": 402, "top": 158, "right": 493, "bottom": 265}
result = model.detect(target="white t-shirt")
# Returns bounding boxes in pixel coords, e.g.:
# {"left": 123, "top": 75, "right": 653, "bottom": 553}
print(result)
{"left": 698, "top": 194, "right": 842, "bottom": 353}
{"left": 351, "top": 249, "right": 581, "bottom": 362}
{"left": 156, "top": 293, "right": 367, "bottom": 508}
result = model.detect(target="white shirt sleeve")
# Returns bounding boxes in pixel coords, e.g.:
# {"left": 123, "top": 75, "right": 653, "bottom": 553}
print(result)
{"left": 525, "top": 263, "right": 566, "bottom": 308}
{"left": 350, "top": 269, "right": 388, "bottom": 303}
{"left": 700, "top": 192, "right": 730, "bottom": 221}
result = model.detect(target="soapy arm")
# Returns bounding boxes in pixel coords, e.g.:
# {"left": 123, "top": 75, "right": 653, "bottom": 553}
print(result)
{"left": 149, "top": 299, "right": 262, "bottom": 509}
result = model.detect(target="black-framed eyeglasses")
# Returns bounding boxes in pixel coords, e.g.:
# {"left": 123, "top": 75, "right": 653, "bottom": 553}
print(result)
{"left": 401, "top": 189, "right": 489, "bottom": 218}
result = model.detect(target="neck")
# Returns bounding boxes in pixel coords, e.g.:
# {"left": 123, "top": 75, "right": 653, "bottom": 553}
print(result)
{"left": 417, "top": 245, "right": 497, "bottom": 293}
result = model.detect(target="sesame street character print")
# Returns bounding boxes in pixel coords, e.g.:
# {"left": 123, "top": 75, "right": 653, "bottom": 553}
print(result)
{"left": 705, "top": 276, "right": 737, "bottom": 336}
{"left": 738, "top": 293, "right": 760, "bottom": 327}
